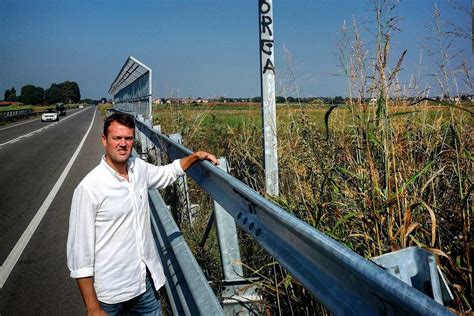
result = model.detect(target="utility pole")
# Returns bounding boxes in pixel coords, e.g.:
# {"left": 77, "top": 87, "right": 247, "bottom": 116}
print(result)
{"left": 258, "top": 0, "right": 279, "bottom": 196}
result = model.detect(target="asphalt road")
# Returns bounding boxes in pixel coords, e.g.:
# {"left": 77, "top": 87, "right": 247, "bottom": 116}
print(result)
{"left": 0, "top": 108, "right": 81, "bottom": 146}
{"left": 0, "top": 106, "right": 105, "bottom": 315}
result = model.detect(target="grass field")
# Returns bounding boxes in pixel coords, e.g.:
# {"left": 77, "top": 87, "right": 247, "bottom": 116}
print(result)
{"left": 154, "top": 100, "right": 473, "bottom": 313}
{"left": 0, "top": 105, "right": 33, "bottom": 112}
{"left": 0, "top": 103, "right": 89, "bottom": 112}
{"left": 153, "top": 101, "right": 473, "bottom": 135}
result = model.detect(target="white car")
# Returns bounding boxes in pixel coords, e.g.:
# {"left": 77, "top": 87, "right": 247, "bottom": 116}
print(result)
{"left": 41, "top": 109, "right": 59, "bottom": 122}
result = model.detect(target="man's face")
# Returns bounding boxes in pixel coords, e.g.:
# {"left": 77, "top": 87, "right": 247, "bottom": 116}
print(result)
{"left": 101, "top": 121, "right": 134, "bottom": 164}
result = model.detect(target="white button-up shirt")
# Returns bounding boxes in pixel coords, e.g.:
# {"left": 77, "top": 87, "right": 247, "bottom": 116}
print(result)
{"left": 67, "top": 156, "right": 185, "bottom": 304}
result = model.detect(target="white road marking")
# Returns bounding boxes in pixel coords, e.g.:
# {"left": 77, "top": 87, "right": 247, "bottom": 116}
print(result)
{"left": 0, "top": 108, "right": 87, "bottom": 148}
{"left": 0, "top": 107, "right": 97, "bottom": 289}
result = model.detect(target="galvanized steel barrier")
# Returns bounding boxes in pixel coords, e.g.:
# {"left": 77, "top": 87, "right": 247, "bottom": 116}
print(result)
{"left": 128, "top": 149, "right": 224, "bottom": 315}
{"left": 129, "top": 115, "right": 453, "bottom": 316}
{"left": 0, "top": 109, "right": 34, "bottom": 121}
{"left": 148, "top": 188, "right": 224, "bottom": 315}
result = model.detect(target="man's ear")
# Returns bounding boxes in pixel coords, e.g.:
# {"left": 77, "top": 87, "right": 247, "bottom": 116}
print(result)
{"left": 101, "top": 134, "right": 107, "bottom": 147}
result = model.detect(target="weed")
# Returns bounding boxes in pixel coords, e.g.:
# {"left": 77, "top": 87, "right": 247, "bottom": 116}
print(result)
{"left": 152, "top": 0, "right": 473, "bottom": 313}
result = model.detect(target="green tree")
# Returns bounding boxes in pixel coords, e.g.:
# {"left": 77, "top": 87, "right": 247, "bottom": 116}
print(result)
{"left": 251, "top": 96, "right": 262, "bottom": 102}
{"left": 6, "top": 87, "right": 17, "bottom": 101}
{"left": 275, "top": 96, "right": 286, "bottom": 103}
{"left": 4, "top": 89, "right": 11, "bottom": 101}
{"left": 60, "top": 81, "right": 81, "bottom": 103}
{"left": 45, "top": 83, "right": 65, "bottom": 104}
{"left": 44, "top": 81, "right": 81, "bottom": 104}
{"left": 20, "top": 85, "right": 44, "bottom": 105}
{"left": 333, "top": 96, "right": 344, "bottom": 104}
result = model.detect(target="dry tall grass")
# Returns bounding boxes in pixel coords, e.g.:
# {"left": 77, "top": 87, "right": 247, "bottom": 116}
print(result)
{"left": 153, "top": 0, "right": 472, "bottom": 313}
{"left": 154, "top": 101, "right": 473, "bottom": 314}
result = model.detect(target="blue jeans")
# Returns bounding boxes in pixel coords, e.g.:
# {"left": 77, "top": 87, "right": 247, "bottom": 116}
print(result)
{"left": 99, "top": 273, "right": 162, "bottom": 316}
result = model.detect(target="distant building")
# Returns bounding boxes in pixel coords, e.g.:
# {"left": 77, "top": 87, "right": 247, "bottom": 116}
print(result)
{"left": 460, "top": 94, "right": 474, "bottom": 101}
{"left": 160, "top": 97, "right": 210, "bottom": 104}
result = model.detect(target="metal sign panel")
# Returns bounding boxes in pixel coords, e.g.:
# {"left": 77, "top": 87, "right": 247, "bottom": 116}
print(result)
{"left": 109, "top": 56, "right": 152, "bottom": 120}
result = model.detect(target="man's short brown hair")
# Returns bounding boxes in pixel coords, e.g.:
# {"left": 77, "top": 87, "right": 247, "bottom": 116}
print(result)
{"left": 103, "top": 113, "right": 135, "bottom": 137}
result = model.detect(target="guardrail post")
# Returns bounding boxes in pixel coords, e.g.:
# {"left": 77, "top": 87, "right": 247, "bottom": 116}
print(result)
{"left": 136, "top": 114, "right": 148, "bottom": 156}
{"left": 148, "top": 188, "right": 224, "bottom": 315}
{"left": 169, "top": 133, "right": 193, "bottom": 226}
{"left": 144, "top": 118, "right": 151, "bottom": 153}
{"left": 214, "top": 158, "right": 244, "bottom": 279}
{"left": 371, "top": 247, "right": 453, "bottom": 305}
{"left": 214, "top": 157, "right": 261, "bottom": 315}
{"left": 149, "top": 124, "right": 162, "bottom": 165}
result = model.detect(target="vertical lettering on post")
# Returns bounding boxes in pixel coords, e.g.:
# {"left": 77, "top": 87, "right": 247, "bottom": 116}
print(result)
{"left": 260, "top": 38, "right": 275, "bottom": 74}
{"left": 258, "top": 0, "right": 279, "bottom": 196}
{"left": 259, "top": 0, "right": 274, "bottom": 74}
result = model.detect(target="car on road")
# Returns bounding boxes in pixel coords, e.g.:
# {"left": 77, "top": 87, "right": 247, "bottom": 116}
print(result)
{"left": 41, "top": 109, "right": 59, "bottom": 122}
{"left": 56, "top": 103, "right": 67, "bottom": 116}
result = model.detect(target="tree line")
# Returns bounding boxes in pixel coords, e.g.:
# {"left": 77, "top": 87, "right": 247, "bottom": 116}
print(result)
{"left": 3, "top": 81, "right": 81, "bottom": 105}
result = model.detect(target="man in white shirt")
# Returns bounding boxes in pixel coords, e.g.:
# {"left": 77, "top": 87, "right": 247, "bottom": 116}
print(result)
{"left": 67, "top": 113, "right": 218, "bottom": 315}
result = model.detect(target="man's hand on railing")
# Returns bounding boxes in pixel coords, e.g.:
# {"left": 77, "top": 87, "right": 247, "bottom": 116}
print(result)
{"left": 180, "top": 151, "right": 219, "bottom": 172}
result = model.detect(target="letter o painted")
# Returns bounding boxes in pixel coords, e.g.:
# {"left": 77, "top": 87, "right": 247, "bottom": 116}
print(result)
{"left": 260, "top": 0, "right": 271, "bottom": 14}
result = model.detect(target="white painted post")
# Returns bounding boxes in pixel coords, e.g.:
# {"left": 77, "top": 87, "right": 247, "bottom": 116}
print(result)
{"left": 259, "top": 0, "right": 279, "bottom": 196}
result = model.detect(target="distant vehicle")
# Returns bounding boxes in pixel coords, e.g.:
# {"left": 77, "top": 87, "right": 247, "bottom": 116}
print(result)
{"left": 56, "top": 103, "right": 67, "bottom": 116}
{"left": 78, "top": 105, "right": 84, "bottom": 108}
{"left": 41, "top": 109, "right": 59, "bottom": 122}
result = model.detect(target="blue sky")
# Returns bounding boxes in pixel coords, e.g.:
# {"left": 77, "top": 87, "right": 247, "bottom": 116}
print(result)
{"left": 0, "top": 0, "right": 471, "bottom": 100}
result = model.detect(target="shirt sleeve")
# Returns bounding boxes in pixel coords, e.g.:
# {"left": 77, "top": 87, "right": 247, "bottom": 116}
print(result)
{"left": 67, "top": 184, "right": 96, "bottom": 278}
{"left": 146, "top": 159, "right": 185, "bottom": 189}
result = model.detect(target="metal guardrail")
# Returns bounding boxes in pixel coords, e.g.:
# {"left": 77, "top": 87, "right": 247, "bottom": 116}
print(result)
{"left": 0, "top": 109, "right": 34, "bottom": 121}
{"left": 127, "top": 149, "right": 224, "bottom": 315}
{"left": 130, "top": 115, "right": 453, "bottom": 316}
{"left": 148, "top": 188, "right": 224, "bottom": 315}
